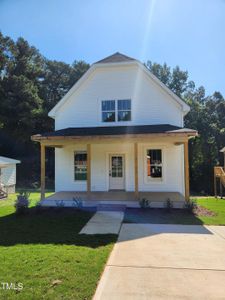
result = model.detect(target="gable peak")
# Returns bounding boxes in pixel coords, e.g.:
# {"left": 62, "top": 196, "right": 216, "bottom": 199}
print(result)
{"left": 94, "top": 52, "right": 137, "bottom": 64}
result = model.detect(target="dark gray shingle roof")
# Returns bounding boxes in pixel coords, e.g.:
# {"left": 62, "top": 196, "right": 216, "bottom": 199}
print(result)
{"left": 94, "top": 52, "right": 136, "bottom": 64}
{"left": 36, "top": 124, "right": 197, "bottom": 138}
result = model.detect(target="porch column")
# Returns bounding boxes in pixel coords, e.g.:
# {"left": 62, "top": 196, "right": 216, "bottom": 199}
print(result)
{"left": 184, "top": 140, "right": 190, "bottom": 201}
{"left": 134, "top": 142, "right": 139, "bottom": 200}
{"left": 87, "top": 144, "right": 91, "bottom": 195}
{"left": 40, "top": 143, "right": 46, "bottom": 200}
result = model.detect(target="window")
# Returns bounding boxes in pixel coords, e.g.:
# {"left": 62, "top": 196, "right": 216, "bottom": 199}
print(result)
{"left": 118, "top": 99, "right": 131, "bottom": 121}
{"left": 102, "top": 100, "right": 115, "bottom": 122}
{"left": 74, "top": 152, "right": 87, "bottom": 180}
{"left": 101, "top": 99, "right": 131, "bottom": 122}
{"left": 146, "top": 149, "right": 162, "bottom": 179}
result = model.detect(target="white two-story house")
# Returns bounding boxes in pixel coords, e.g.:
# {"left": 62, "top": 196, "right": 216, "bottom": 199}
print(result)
{"left": 32, "top": 52, "right": 197, "bottom": 208}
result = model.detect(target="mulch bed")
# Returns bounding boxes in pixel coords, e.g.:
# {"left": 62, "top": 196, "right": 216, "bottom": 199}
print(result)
{"left": 194, "top": 205, "right": 216, "bottom": 217}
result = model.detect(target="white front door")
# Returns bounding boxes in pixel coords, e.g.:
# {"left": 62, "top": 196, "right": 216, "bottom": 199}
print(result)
{"left": 109, "top": 155, "right": 125, "bottom": 190}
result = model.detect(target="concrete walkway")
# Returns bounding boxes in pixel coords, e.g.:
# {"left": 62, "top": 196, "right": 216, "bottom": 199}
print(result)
{"left": 94, "top": 224, "right": 225, "bottom": 299}
{"left": 79, "top": 211, "right": 124, "bottom": 234}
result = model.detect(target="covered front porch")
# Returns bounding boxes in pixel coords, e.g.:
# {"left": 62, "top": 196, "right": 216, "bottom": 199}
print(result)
{"left": 31, "top": 124, "right": 198, "bottom": 207}
{"left": 42, "top": 191, "right": 185, "bottom": 208}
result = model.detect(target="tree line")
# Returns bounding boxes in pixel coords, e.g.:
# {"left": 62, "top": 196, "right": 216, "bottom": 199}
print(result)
{"left": 0, "top": 32, "right": 224, "bottom": 194}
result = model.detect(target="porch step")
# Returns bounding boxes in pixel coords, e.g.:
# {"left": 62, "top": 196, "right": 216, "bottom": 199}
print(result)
{"left": 97, "top": 204, "right": 126, "bottom": 212}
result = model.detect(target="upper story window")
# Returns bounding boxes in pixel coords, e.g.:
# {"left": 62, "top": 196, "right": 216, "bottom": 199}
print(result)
{"left": 118, "top": 99, "right": 131, "bottom": 121}
{"left": 101, "top": 99, "right": 131, "bottom": 122}
{"left": 102, "top": 100, "right": 115, "bottom": 122}
{"left": 146, "top": 149, "right": 162, "bottom": 179}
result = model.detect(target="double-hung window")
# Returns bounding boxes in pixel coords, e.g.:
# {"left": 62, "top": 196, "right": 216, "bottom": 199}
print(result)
{"left": 146, "top": 149, "right": 162, "bottom": 179}
{"left": 74, "top": 152, "right": 87, "bottom": 181}
{"left": 118, "top": 99, "right": 131, "bottom": 121}
{"left": 102, "top": 100, "right": 115, "bottom": 122}
{"left": 101, "top": 99, "right": 131, "bottom": 122}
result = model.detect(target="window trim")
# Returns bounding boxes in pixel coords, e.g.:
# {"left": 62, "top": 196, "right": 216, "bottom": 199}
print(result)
{"left": 101, "top": 99, "right": 132, "bottom": 123}
{"left": 143, "top": 146, "right": 165, "bottom": 184}
{"left": 101, "top": 100, "right": 116, "bottom": 123}
{"left": 74, "top": 151, "right": 87, "bottom": 181}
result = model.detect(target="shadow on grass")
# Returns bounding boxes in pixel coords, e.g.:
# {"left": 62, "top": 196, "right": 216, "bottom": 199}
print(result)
{"left": 0, "top": 207, "right": 117, "bottom": 247}
{"left": 124, "top": 208, "right": 205, "bottom": 225}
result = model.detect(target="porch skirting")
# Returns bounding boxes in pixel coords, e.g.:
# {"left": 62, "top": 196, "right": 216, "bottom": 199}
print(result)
{"left": 41, "top": 191, "right": 185, "bottom": 209}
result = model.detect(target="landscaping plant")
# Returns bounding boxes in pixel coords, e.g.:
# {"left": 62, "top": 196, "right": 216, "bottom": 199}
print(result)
{"left": 14, "top": 191, "right": 30, "bottom": 215}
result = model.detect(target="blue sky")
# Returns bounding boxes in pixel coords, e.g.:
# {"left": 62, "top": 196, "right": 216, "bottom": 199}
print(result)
{"left": 0, "top": 0, "right": 224, "bottom": 96}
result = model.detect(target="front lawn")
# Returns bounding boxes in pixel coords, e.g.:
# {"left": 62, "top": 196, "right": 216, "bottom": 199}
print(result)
{"left": 0, "top": 193, "right": 116, "bottom": 300}
{"left": 124, "top": 197, "right": 225, "bottom": 225}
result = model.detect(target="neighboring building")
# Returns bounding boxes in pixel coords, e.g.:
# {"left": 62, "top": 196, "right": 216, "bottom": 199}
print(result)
{"left": 0, "top": 156, "right": 20, "bottom": 195}
{"left": 32, "top": 52, "right": 197, "bottom": 207}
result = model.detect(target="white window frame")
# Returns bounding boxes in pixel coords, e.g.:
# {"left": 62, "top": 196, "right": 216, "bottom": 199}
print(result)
{"left": 143, "top": 146, "right": 165, "bottom": 183}
{"left": 117, "top": 99, "right": 132, "bottom": 122}
{"left": 101, "top": 99, "right": 132, "bottom": 123}
{"left": 101, "top": 100, "right": 116, "bottom": 123}
{"left": 74, "top": 151, "right": 87, "bottom": 181}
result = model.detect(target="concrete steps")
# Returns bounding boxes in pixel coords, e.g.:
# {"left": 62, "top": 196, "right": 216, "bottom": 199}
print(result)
{"left": 97, "top": 204, "right": 126, "bottom": 212}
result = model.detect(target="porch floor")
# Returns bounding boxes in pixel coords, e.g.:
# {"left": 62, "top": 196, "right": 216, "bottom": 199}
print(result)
{"left": 42, "top": 191, "right": 185, "bottom": 208}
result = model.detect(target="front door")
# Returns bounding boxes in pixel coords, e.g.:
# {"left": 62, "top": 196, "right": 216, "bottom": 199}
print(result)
{"left": 109, "top": 155, "right": 125, "bottom": 190}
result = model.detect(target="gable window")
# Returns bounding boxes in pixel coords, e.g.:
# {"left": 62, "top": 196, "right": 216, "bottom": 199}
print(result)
{"left": 74, "top": 152, "right": 87, "bottom": 180}
{"left": 118, "top": 99, "right": 131, "bottom": 121}
{"left": 146, "top": 149, "right": 162, "bottom": 179}
{"left": 101, "top": 99, "right": 131, "bottom": 122}
{"left": 102, "top": 100, "right": 115, "bottom": 122}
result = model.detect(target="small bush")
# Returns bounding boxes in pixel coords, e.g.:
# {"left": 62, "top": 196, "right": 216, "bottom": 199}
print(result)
{"left": 72, "top": 197, "right": 83, "bottom": 209}
{"left": 184, "top": 200, "right": 197, "bottom": 213}
{"left": 139, "top": 198, "right": 151, "bottom": 209}
{"left": 55, "top": 200, "right": 65, "bottom": 211}
{"left": 164, "top": 198, "right": 173, "bottom": 212}
{"left": 14, "top": 191, "right": 30, "bottom": 215}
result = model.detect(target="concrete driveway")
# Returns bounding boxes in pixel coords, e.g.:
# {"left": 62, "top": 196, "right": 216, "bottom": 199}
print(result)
{"left": 94, "top": 224, "right": 225, "bottom": 299}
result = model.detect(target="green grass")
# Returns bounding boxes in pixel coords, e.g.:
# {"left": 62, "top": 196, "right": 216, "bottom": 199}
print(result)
{"left": 194, "top": 197, "right": 225, "bottom": 225}
{"left": 0, "top": 193, "right": 116, "bottom": 300}
{"left": 124, "top": 197, "right": 225, "bottom": 225}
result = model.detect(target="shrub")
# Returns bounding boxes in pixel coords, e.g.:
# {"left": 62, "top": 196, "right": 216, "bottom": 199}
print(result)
{"left": 164, "top": 198, "right": 173, "bottom": 212}
{"left": 139, "top": 198, "right": 151, "bottom": 209}
{"left": 72, "top": 197, "right": 83, "bottom": 209}
{"left": 184, "top": 200, "right": 197, "bottom": 213}
{"left": 14, "top": 191, "right": 30, "bottom": 215}
{"left": 55, "top": 200, "right": 65, "bottom": 211}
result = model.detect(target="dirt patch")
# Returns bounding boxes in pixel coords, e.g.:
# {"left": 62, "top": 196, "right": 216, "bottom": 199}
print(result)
{"left": 194, "top": 205, "right": 216, "bottom": 217}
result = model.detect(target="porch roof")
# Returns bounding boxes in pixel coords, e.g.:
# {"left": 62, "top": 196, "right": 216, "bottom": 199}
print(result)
{"left": 31, "top": 124, "right": 197, "bottom": 141}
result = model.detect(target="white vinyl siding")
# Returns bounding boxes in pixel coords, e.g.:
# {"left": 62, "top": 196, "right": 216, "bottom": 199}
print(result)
{"left": 0, "top": 165, "right": 17, "bottom": 186}
{"left": 55, "top": 142, "right": 184, "bottom": 196}
{"left": 55, "top": 65, "right": 183, "bottom": 130}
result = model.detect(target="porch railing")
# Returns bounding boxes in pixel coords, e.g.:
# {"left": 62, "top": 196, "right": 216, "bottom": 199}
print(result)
{"left": 214, "top": 166, "right": 225, "bottom": 198}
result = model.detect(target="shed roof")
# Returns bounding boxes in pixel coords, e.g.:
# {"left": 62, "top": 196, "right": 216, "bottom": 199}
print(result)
{"left": 32, "top": 124, "right": 197, "bottom": 141}
{"left": 0, "top": 156, "right": 21, "bottom": 167}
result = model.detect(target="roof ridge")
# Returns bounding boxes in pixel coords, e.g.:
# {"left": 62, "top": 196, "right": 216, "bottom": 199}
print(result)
{"left": 94, "top": 52, "right": 136, "bottom": 64}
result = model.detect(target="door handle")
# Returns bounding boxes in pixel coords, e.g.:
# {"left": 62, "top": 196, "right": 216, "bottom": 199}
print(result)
{"left": 109, "top": 170, "right": 112, "bottom": 176}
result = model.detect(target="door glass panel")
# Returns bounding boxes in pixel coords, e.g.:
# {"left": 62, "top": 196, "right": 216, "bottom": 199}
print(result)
{"left": 111, "top": 156, "right": 123, "bottom": 177}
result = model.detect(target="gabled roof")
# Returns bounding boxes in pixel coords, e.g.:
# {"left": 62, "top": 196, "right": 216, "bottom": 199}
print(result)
{"left": 32, "top": 124, "right": 198, "bottom": 141}
{"left": 220, "top": 147, "right": 225, "bottom": 153}
{"left": 0, "top": 156, "right": 20, "bottom": 167}
{"left": 48, "top": 52, "right": 190, "bottom": 118}
{"left": 94, "top": 52, "right": 136, "bottom": 64}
